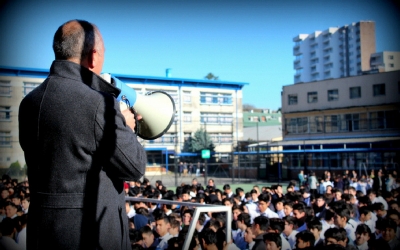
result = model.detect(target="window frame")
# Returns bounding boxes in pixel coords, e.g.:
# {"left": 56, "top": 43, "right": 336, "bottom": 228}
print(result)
{"left": 0, "top": 106, "right": 11, "bottom": 121}
{"left": 288, "top": 94, "right": 298, "bottom": 105}
{"left": 327, "top": 89, "right": 339, "bottom": 101}
{"left": 307, "top": 91, "right": 318, "bottom": 103}
{"left": 373, "top": 83, "right": 385, "bottom": 96}
{"left": 349, "top": 86, "right": 361, "bottom": 99}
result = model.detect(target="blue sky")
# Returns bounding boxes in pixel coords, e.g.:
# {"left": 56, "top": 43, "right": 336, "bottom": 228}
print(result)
{"left": 0, "top": 0, "right": 399, "bottom": 109}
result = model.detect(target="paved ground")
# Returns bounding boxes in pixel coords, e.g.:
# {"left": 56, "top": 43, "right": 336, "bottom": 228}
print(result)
{"left": 143, "top": 172, "right": 289, "bottom": 192}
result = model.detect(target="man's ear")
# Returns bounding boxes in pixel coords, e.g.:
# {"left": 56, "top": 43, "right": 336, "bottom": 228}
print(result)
{"left": 80, "top": 49, "right": 94, "bottom": 70}
{"left": 87, "top": 49, "right": 97, "bottom": 69}
{"left": 84, "top": 49, "right": 96, "bottom": 71}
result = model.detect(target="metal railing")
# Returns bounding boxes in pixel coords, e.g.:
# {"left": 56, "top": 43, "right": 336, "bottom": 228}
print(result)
{"left": 125, "top": 197, "right": 232, "bottom": 250}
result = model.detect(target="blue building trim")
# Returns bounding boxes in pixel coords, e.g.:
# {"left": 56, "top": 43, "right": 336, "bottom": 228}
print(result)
{"left": 0, "top": 66, "right": 248, "bottom": 90}
{"left": 234, "top": 147, "right": 400, "bottom": 155}
{"left": 0, "top": 66, "right": 49, "bottom": 78}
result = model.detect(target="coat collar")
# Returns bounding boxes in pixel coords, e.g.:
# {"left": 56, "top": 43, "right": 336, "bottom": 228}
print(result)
{"left": 49, "top": 60, "right": 121, "bottom": 97}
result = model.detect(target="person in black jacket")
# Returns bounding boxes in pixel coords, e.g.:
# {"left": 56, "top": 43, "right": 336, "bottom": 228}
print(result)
{"left": 18, "top": 19, "right": 147, "bottom": 249}
{"left": 373, "top": 170, "right": 385, "bottom": 192}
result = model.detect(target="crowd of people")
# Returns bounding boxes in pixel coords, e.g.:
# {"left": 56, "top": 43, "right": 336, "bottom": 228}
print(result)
{"left": 0, "top": 175, "right": 29, "bottom": 250}
{"left": 1, "top": 166, "right": 400, "bottom": 250}
{"left": 122, "top": 168, "right": 400, "bottom": 250}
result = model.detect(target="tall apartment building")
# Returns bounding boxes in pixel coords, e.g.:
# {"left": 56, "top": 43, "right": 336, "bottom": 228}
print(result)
{"left": 0, "top": 66, "right": 247, "bottom": 173}
{"left": 293, "top": 21, "right": 376, "bottom": 83}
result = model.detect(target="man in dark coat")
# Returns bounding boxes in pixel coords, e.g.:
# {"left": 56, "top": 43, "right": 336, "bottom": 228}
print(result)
{"left": 373, "top": 170, "right": 384, "bottom": 192}
{"left": 18, "top": 20, "right": 147, "bottom": 249}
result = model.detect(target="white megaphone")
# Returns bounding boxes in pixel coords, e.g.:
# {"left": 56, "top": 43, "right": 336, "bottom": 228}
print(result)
{"left": 101, "top": 73, "right": 176, "bottom": 140}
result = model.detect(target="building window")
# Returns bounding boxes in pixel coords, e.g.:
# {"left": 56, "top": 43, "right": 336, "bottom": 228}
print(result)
{"left": 309, "top": 116, "right": 324, "bottom": 133}
{"left": 0, "top": 107, "right": 11, "bottom": 121}
{"left": 307, "top": 92, "right": 318, "bottom": 103}
{"left": 149, "top": 133, "right": 177, "bottom": 145}
{"left": 147, "top": 89, "right": 178, "bottom": 107}
{"left": 161, "top": 90, "right": 179, "bottom": 106}
{"left": 248, "top": 116, "right": 259, "bottom": 122}
{"left": 339, "top": 113, "right": 367, "bottom": 131}
{"left": 200, "top": 113, "right": 233, "bottom": 124}
{"left": 183, "top": 91, "right": 191, "bottom": 103}
{"left": 325, "top": 115, "right": 339, "bottom": 133}
{"left": 0, "top": 81, "right": 11, "bottom": 97}
{"left": 286, "top": 118, "right": 297, "bottom": 134}
{"left": 389, "top": 63, "right": 394, "bottom": 68}
{"left": 373, "top": 83, "right": 385, "bottom": 96}
{"left": 370, "top": 110, "right": 399, "bottom": 130}
{"left": 23, "top": 82, "right": 40, "bottom": 96}
{"left": 0, "top": 131, "right": 11, "bottom": 147}
{"left": 297, "top": 117, "right": 308, "bottom": 133}
{"left": 209, "top": 133, "right": 233, "bottom": 144}
{"left": 285, "top": 117, "right": 308, "bottom": 134}
{"left": 200, "top": 92, "right": 232, "bottom": 105}
{"left": 288, "top": 94, "right": 298, "bottom": 105}
{"left": 350, "top": 87, "right": 361, "bottom": 99}
{"left": 183, "top": 112, "right": 191, "bottom": 123}
{"left": 389, "top": 55, "right": 394, "bottom": 60}
{"left": 370, "top": 111, "right": 385, "bottom": 130}
{"left": 328, "top": 89, "right": 338, "bottom": 101}
{"left": 324, "top": 115, "right": 338, "bottom": 132}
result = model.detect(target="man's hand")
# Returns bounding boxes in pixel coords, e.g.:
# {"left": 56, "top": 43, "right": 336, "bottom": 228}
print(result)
{"left": 121, "top": 109, "right": 142, "bottom": 132}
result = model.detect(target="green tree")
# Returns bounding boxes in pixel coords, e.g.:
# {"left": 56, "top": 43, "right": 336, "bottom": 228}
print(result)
{"left": 8, "top": 161, "right": 21, "bottom": 176}
{"left": 183, "top": 128, "right": 215, "bottom": 153}
{"left": 204, "top": 72, "right": 219, "bottom": 80}
{"left": 243, "top": 103, "right": 256, "bottom": 111}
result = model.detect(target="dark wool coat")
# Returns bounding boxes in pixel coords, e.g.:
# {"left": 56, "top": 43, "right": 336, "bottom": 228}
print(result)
{"left": 19, "top": 60, "right": 147, "bottom": 250}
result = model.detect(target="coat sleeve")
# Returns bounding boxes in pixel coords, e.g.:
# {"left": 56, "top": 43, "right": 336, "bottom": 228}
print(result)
{"left": 94, "top": 93, "right": 147, "bottom": 181}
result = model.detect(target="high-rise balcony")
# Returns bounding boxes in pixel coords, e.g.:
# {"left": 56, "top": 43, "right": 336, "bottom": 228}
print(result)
{"left": 311, "top": 67, "right": 318, "bottom": 75}
{"left": 310, "top": 37, "right": 317, "bottom": 46}
{"left": 294, "top": 61, "right": 302, "bottom": 70}
{"left": 311, "top": 58, "right": 319, "bottom": 66}
{"left": 293, "top": 47, "right": 302, "bottom": 56}
{"left": 324, "top": 65, "right": 332, "bottom": 72}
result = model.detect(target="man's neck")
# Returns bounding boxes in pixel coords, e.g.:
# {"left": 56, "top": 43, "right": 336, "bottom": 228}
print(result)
{"left": 205, "top": 244, "right": 218, "bottom": 250}
{"left": 159, "top": 232, "right": 169, "bottom": 238}
{"left": 256, "top": 230, "right": 265, "bottom": 237}
{"left": 283, "top": 229, "right": 292, "bottom": 237}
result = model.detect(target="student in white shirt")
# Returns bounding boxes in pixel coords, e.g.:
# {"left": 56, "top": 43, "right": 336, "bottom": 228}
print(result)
{"left": 333, "top": 206, "right": 356, "bottom": 243}
{"left": 358, "top": 206, "right": 375, "bottom": 234}
{"left": 354, "top": 224, "right": 371, "bottom": 250}
{"left": 368, "top": 189, "right": 389, "bottom": 210}
{"left": 275, "top": 199, "right": 286, "bottom": 219}
{"left": 235, "top": 213, "right": 251, "bottom": 250}
{"left": 257, "top": 193, "right": 279, "bottom": 218}
{"left": 318, "top": 208, "right": 335, "bottom": 239}
{"left": 282, "top": 216, "right": 299, "bottom": 249}
{"left": 267, "top": 218, "right": 292, "bottom": 250}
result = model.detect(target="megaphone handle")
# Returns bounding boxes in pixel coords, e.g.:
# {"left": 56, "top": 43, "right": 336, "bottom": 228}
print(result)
{"left": 130, "top": 107, "right": 140, "bottom": 136}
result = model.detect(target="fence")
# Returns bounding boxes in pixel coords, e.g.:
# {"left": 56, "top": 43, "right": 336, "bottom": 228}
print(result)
{"left": 125, "top": 197, "right": 232, "bottom": 249}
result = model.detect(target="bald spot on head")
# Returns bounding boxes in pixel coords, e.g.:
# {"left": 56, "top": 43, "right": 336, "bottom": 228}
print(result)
{"left": 53, "top": 19, "right": 103, "bottom": 64}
